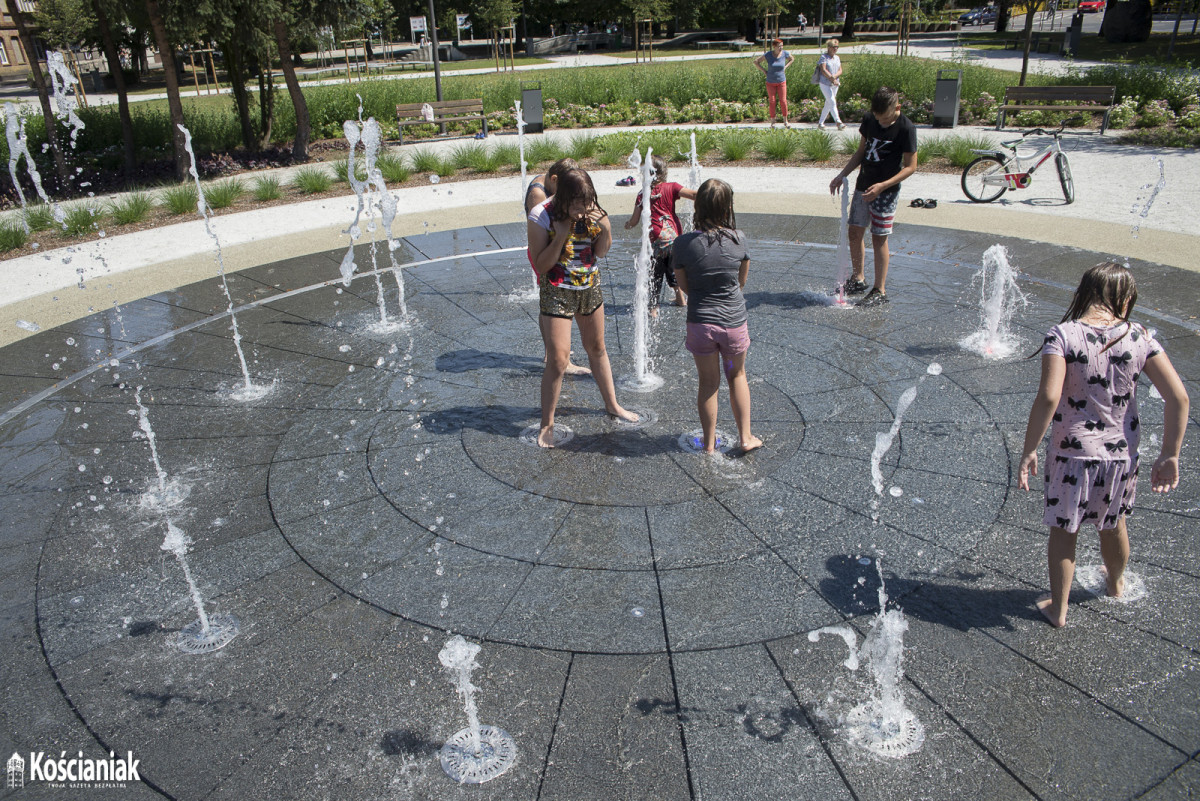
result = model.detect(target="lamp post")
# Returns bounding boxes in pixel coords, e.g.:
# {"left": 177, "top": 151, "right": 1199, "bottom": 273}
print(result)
{"left": 818, "top": 0, "right": 825, "bottom": 47}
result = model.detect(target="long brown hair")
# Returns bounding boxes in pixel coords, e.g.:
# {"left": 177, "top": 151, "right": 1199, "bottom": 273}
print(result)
{"left": 693, "top": 178, "right": 737, "bottom": 244}
{"left": 1031, "top": 261, "right": 1140, "bottom": 357}
{"left": 545, "top": 157, "right": 579, "bottom": 190}
{"left": 650, "top": 154, "right": 667, "bottom": 186}
{"left": 548, "top": 168, "right": 605, "bottom": 222}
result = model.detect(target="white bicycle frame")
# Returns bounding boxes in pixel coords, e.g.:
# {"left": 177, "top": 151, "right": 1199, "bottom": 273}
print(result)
{"left": 971, "top": 134, "right": 1065, "bottom": 191}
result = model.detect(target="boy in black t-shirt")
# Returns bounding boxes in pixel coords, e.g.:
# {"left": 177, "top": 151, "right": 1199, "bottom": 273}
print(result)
{"left": 828, "top": 86, "right": 918, "bottom": 308}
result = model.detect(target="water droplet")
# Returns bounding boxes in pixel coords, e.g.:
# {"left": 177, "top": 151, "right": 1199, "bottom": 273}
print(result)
{"left": 102, "top": 475, "right": 113, "bottom": 485}
{"left": 429, "top": 175, "right": 440, "bottom": 184}
{"left": 71, "top": 596, "right": 83, "bottom": 605}
{"left": 926, "top": 362, "right": 942, "bottom": 376}
{"left": 338, "top": 345, "right": 351, "bottom": 353}
{"left": 51, "top": 362, "right": 60, "bottom": 370}
{"left": 889, "top": 486, "right": 903, "bottom": 497}
{"left": 858, "top": 557, "right": 872, "bottom": 566}
{"left": 630, "top": 607, "right": 645, "bottom": 618}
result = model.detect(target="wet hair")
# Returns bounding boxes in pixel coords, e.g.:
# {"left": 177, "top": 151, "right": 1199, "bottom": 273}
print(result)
{"left": 693, "top": 178, "right": 737, "bottom": 244}
{"left": 545, "top": 158, "right": 579, "bottom": 191}
{"left": 1066, "top": 261, "right": 1140, "bottom": 351}
{"left": 1028, "top": 261, "right": 1140, "bottom": 358}
{"left": 548, "top": 168, "right": 606, "bottom": 222}
{"left": 650, "top": 155, "right": 668, "bottom": 185}
{"left": 871, "top": 86, "right": 901, "bottom": 114}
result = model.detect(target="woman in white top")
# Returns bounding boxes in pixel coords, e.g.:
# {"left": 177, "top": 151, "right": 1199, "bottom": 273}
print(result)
{"left": 817, "top": 39, "right": 845, "bottom": 130}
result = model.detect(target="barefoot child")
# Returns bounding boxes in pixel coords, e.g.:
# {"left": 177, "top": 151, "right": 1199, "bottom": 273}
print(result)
{"left": 528, "top": 168, "right": 638, "bottom": 447}
{"left": 673, "top": 178, "right": 763, "bottom": 454}
{"left": 526, "top": 158, "right": 589, "bottom": 376}
{"left": 1018, "top": 262, "right": 1189, "bottom": 627}
{"left": 624, "top": 155, "right": 697, "bottom": 316}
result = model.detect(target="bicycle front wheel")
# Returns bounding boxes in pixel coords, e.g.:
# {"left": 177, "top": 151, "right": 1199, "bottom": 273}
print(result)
{"left": 1056, "top": 152, "right": 1075, "bottom": 205}
{"left": 961, "top": 156, "right": 1008, "bottom": 203}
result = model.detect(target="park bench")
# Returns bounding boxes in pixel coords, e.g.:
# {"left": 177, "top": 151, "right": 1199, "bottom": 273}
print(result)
{"left": 1004, "top": 31, "right": 1067, "bottom": 53}
{"left": 996, "top": 85, "right": 1116, "bottom": 133}
{"left": 396, "top": 98, "right": 489, "bottom": 144}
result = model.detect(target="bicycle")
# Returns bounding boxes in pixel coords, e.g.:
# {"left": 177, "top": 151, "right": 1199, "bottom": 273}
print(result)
{"left": 960, "top": 123, "right": 1074, "bottom": 205}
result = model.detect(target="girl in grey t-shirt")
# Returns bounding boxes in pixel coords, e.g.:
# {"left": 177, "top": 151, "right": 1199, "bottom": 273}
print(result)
{"left": 673, "top": 179, "right": 763, "bottom": 454}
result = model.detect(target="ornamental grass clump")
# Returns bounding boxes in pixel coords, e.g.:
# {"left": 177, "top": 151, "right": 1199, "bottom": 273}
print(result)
{"left": 759, "top": 129, "right": 801, "bottom": 160}
{"left": 798, "top": 129, "right": 836, "bottom": 162}
{"left": 567, "top": 133, "right": 599, "bottom": 160}
{"left": 0, "top": 220, "right": 28, "bottom": 252}
{"left": 204, "top": 178, "right": 246, "bottom": 209}
{"left": 526, "top": 137, "right": 565, "bottom": 166}
{"left": 719, "top": 129, "right": 755, "bottom": 161}
{"left": 108, "top": 191, "right": 154, "bottom": 225}
{"left": 62, "top": 202, "right": 105, "bottom": 236}
{"left": 23, "top": 203, "right": 56, "bottom": 232}
{"left": 293, "top": 166, "right": 333, "bottom": 194}
{"left": 252, "top": 176, "right": 282, "bottom": 201}
{"left": 376, "top": 153, "right": 412, "bottom": 183}
{"left": 162, "top": 184, "right": 200, "bottom": 216}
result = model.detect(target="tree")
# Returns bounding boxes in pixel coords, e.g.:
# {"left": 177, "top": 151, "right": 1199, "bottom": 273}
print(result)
{"left": 32, "top": 0, "right": 97, "bottom": 48}
{"left": 273, "top": 17, "right": 310, "bottom": 160}
{"left": 93, "top": 0, "right": 138, "bottom": 182}
{"left": 8, "top": 0, "right": 69, "bottom": 186}
{"left": 145, "top": 0, "right": 188, "bottom": 181}
{"left": 1101, "top": 0, "right": 1153, "bottom": 42}
{"left": 1017, "top": 0, "right": 1045, "bottom": 85}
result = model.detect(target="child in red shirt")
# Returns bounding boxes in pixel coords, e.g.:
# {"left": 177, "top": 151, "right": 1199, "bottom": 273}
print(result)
{"left": 625, "top": 155, "right": 697, "bottom": 315}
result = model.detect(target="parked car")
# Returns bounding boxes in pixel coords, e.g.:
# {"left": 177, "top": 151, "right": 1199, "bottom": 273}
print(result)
{"left": 856, "top": 5, "right": 898, "bottom": 21}
{"left": 958, "top": 6, "right": 998, "bottom": 24}
{"left": 1078, "top": 0, "right": 1105, "bottom": 11}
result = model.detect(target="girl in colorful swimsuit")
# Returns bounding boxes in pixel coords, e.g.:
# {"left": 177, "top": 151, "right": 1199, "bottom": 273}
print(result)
{"left": 1018, "top": 262, "right": 1189, "bottom": 628}
{"left": 624, "top": 155, "right": 697, "bottom": 316}
{"left": 526, "top": 158, "right": 589, "bottom": 376}
{"left": 528, "top": 168, "right": 638, "bottom": 448}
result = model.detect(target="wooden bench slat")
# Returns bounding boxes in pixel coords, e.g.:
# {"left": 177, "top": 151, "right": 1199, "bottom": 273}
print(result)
{"left": 997, "top": 85, "right": 1116, "bottom": 133}
{"left": 395, "top": 97, "right": 489, "bottom": 144}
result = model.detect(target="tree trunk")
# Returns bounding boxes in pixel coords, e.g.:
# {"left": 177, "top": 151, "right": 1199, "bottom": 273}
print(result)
{"left": 94, "top": 0, "right": 137, "bottom": 183}
{"left": 274, "top": 19, "right": 309, "bottom": 161}
{"left": 996, "top": 0, "right": 1012, "bottom": 32}
{"left": 1101, "top": 0, "right": 1153, "bottom": 42}
{"left": 145, "top": 0, "right": 188, "bottom": 181}
{"left": 224, "top": 38, "right": 255, "bottom": 152}
{"left": 1019, "top": 0, "right": 1041, "bottom": 85}
{"left": 257, "top": 58, "right": 274, "bottom": 150}
{"left": 10, "top": 4, "right": 68, "bottom": 187}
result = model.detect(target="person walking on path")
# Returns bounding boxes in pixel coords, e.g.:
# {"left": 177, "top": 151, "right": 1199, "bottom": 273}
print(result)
{"left": 673, "top": 178, "right": 763, "bottom": 455}
{"left": 1018, "top": 262, "right": 1189, "bottom": 628}
{"left": 817, "top": 39, "right": 845, "bottom": 130}
{"left": 827, "top": 86, "right": 917, "bottom": 308}
{"left": 527, "top": 168, "right": 638, "bottom": 448}
{"left": 755, "top": 39, "right": 794, "bottom": 128}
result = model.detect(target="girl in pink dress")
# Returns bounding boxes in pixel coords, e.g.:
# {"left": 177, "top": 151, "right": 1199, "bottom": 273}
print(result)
{"left": 1018, "top": 262, "right": 1189, "bottom": 627}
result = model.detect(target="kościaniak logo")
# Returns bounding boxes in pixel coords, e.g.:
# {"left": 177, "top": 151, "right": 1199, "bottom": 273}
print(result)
{"left": 7, "top": 749, "right": 141, "bottom": 790}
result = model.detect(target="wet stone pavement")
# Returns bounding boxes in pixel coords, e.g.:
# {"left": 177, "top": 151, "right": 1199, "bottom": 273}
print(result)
{"left": 1, "top": 214, "right": 1198, "bottom": 799}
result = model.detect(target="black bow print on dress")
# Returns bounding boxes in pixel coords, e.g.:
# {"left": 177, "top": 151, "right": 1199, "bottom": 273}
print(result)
{"left": 1112, "top": 391, "right": 1132, "bottom": 406}
{"left": 1067, "top": 397, "right": 1087, "bottom": 410}
{"left": 1104, "top": 439, "right": 1128, "bottom": 453}
{"left": 1088, "top": 375, "right": 1110, "bottom": 389}
{"left": 1110, "top": 351, "right": 1133, "bottom": 365}
{"left": 1064, "top": 351, "right": 1089, "bottom": 364}
{"left": 1084, "top": 419, "right": 1106, "bottom": 431}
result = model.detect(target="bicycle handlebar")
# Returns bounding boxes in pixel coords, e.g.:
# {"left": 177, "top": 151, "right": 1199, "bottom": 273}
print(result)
{"left": 1019, "top": 122, "right": 1068, "bottom": 138}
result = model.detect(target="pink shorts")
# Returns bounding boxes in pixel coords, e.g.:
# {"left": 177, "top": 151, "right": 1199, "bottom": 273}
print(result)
{"left": 686, "top": 322, "right": 750, "bottom": 357}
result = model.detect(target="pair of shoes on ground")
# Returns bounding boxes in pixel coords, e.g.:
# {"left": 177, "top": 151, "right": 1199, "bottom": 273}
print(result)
{"left": 817, "top": 123, "right": 847, "bottom": 131}
{"left": 856, "top": 287, "right": 889, "bottom": 308}
{"left": 616, "top": 175, "right": 636, "bottom": 186}
{"left": 474, "top": 131, "right": 487, "bottom": 140}
{"left": 910, "top": 198, "right": 938, "bottom": 208}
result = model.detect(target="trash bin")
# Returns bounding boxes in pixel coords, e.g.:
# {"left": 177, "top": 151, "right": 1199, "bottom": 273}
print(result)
{"left": 521, "top": 82, "right": 544, "bottom": 134}
{"left": 932, "top": 69, "right": 962, "bottom": 129}
{"left": 1066, "top": 13, "right": 1083, "bottom": 56}
{"left": 89, "top": 70, "right": 105, "bottom": 93}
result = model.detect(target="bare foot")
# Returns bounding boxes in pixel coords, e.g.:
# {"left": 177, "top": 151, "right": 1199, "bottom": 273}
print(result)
{"left": 673, "top": 290, "right": 687, "bottom": 306}
{"left": 1035, "top": 594, "right": 1066, "bottom": 628}
{"left": 537, "top": 425, "right": 556, "bottom": 449}
{"left": 739, "top": 435, "right": 764, "bottom": 453}
{"left": 649, "top": 306, "right": 659, "bottom": 319}
{"left": 564, "top": 361, "right": 592, "bottom": 376}
{"left": 607, "top": 406, "right": 639, "bottom": 424}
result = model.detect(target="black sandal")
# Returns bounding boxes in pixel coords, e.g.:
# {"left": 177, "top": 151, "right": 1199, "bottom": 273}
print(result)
{"left": 924, "top": 198, "right": 938, "bottom": 208}
{"left": 909, "top": 198, "right": 926, "bottom": 208}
